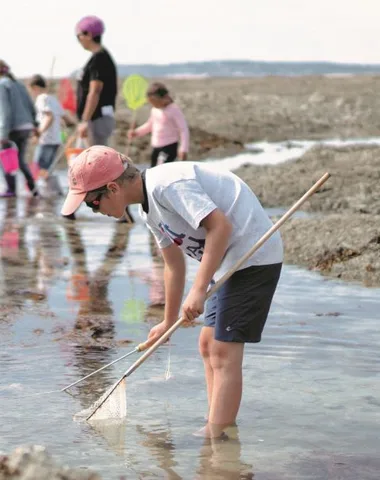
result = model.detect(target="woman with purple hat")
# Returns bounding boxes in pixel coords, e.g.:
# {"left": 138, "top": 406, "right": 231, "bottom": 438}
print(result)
{"left": 75, "top": 15, "right": 117, "bottom": 147}
{"left": 67, "top": 16, "right": 134, "bottom": 221}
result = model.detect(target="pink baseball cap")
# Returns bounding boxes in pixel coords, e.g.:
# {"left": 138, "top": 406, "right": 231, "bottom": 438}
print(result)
{"left": 61, "top": 146, "right": 126, "bottom": 216}
{"left": 75, "top": 16, "right": 105, "bottom": 37}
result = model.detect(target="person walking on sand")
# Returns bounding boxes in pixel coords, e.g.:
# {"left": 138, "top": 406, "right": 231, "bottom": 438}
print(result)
{"left": 60, "top": 146, "right": 283, "bottom": 439}
{"left": 29, "top": 74, "right": 74, "bottom": 197}
{"left": 75, "top": 15, "right": 117, "bottom": 146}
{"left": 128, "top": 82, "right": 190, "bottom": 168}
{"left": 0, "top": 60, "right": 38, "bottom": 198}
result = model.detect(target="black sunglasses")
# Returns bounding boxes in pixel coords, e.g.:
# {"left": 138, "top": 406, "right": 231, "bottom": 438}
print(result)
{"left": 85, "top": 188, "right": 107, "bottom": 210}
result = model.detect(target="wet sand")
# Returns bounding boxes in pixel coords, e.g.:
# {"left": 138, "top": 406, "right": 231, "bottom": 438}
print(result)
{"left": 114, "top": 75, "right": 380, "bottom": 145}
{"left": 235, "top": 144, "right": 380, "bottom": 287}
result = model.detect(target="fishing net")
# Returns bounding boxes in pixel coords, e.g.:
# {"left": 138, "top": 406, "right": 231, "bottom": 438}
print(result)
{"left": 74, "top": 378, "right": 127, "bottom": 423}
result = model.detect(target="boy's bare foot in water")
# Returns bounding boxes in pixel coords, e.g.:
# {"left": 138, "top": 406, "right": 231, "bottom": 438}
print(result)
{"left": 193, "top": 423, "right": 229, "bottom": 439}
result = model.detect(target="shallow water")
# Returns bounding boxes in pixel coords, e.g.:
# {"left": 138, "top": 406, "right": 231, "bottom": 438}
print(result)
{"left": 208, "top": 136, "right": 380, "bottom": 171}
{"left": 1, "top": 145, "right": 380, "bottom": 479}
{"left": 0, "top": 193, "right": 379, "bottom": 480}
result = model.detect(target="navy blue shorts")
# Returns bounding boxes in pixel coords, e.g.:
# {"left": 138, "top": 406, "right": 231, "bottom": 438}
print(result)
{"left": 204, "top": 263, "right": 282, "bottom": 343}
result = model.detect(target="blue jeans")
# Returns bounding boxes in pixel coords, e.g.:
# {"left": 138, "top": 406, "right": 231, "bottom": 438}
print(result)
{"left": 4, "top": 129, "right": 35, "bottom": 194}
{"left": 34, "top": 144, "right": 60, "bottom": 170}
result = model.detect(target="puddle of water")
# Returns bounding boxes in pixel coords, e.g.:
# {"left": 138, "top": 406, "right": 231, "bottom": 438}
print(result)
{"left": 205, "top": 136, "right": 380, "bottom": 171}
{"left": 0, "top": 193, "right": 379, "bottom": 479}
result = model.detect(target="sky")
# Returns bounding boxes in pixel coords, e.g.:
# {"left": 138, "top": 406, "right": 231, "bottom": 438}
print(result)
{"left": 2, "top": 0, "right": 380, "bottom": 77}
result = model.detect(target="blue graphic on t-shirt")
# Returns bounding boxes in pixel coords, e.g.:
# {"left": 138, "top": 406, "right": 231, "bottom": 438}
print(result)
{"left": 159, "top": 222, "right": 205, "bottom": 260}
{"left": 159, "top": 223, "right": 185, "bottom": 245}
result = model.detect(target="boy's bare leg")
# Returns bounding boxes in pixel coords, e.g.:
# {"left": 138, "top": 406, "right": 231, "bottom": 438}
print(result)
{"left": 197, "top": 327, "right": 244, "bottom": 438}
{"left": 208, "top": 339, "right": 244, "bottom": 436}
{"left": 199, "top": 326, "right": 215, "bottom": 412}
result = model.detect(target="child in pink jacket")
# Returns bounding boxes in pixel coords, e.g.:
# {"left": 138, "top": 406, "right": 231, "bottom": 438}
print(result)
{"left": 128, "top": 82, "right": 190, "bottom": 167}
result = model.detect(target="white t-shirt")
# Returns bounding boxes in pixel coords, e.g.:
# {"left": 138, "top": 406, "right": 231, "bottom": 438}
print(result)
{"left": 139, "top": 162, "right": 283, "bottom": 281}
{"left": 35, "top": 93, "right": 64, "bottom": 145}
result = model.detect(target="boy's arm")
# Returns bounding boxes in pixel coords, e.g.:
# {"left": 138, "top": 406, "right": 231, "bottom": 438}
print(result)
{"left": 161, "top": 243, "right": 186, "bottom": 326}
{"left": 194, "top": 209, "right": 232, "bottom": 291}
{"left": 38, "top": 111, "right": 54, "bottom": 135}
{"left": 157, "top": 181, "right": 231, "bottom": 321}
{"left": 36, "top": 96, "right": 58, "bottom": 136}
{"left": 182, "top": 209, "right": 232, "bottom": 321}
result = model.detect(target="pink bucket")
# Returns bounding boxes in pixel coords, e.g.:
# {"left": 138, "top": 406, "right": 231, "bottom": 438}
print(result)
{"left": 0, "top": 144, "right": 19, "bottom": 174}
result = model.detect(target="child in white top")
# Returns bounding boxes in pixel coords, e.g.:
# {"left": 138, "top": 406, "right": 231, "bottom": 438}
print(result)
{"left": 61, "top": 146, "right": 283, "bottom": 439}
{"left": 29, "top": 74, "right": 73, "bottom": 195}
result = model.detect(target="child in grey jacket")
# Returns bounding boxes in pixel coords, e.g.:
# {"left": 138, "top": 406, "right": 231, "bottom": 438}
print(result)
{"left": 0, "top": 60, "right": 37, "bottom": 197}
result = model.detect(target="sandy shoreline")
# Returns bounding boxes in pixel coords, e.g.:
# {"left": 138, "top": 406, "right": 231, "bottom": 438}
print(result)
{"left": 115, "top": 75, "right": 380, "bottom": 143}
{"left": 235, "top": 142, "right": 380, "bottom": 287}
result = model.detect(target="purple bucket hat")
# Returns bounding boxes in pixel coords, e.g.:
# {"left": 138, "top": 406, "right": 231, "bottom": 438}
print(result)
{"left": 75, "top": 16, "right": 105, "bottom": 36}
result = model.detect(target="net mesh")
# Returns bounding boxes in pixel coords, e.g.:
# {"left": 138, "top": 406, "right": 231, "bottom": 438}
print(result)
{"left": 73, "top": 378, "right": 127, "bottom": 423}
{"left": 164, "top": 342, "right": 172, "bottom": 380}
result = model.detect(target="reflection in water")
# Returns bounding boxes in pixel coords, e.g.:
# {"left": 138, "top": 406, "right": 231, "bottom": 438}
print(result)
{"left": 135, "top": 418, "right": 180, "bottom": 480}
{"left": 62, "top": 221, "right": 131, "bottom": 405}
{"left": 120, "top": 422, "right": 254, "bottom": 479}
{"left": 89, "top": 419, "right": 128, "bottom": 459}
{"left": 129, "top": 232, "right": 166, "bottom": 325}
{"left": 195, "top": 427, "right": 254, "bottom": 480}
{"left": 0, "top": 199, "right": 33, "bottom": 314}
{"left": 147, "top": 233, "right": 166, "bottom": 309}
{"left": 34, "top": 202, "right": 65, "bottom": 297}
{"left": 0, "top": 198, "right": 61, "bottom": 315}
{"left": 89, "top": 408, "right": 254, "bottom": 479}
